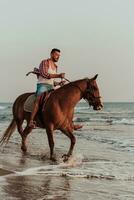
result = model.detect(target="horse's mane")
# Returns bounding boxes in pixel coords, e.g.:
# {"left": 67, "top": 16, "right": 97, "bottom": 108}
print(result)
{"left": 56, "top": 78, "right": 88, "bottom": 92}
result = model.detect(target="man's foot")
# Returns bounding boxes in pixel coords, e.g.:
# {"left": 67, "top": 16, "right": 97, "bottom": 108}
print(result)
{"left": 28, "top": 120, "right": 36, "bottom": 129}
{"left": 73, "top": 124, "right": 83, "bottom": 130}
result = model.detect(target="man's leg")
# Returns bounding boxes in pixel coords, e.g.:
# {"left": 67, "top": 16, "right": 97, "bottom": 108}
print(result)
{"left": 29, "top": 96, "right": 41, "bottom": 128}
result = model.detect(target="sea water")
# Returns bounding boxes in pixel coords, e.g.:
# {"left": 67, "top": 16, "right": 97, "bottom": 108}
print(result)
{"left": 0, "top": 102, "right": 134, "bottom": 200}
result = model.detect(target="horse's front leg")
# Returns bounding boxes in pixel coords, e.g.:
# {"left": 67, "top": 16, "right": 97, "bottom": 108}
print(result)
{"left": 62, "top": 127, "right": 76, "bottom": 162}
{"left": 46, "top": 127, "right": 56, "bottom": 161}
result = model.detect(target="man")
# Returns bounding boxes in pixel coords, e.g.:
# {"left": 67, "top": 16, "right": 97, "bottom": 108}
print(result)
{"left": 28, "top": 48, "right": 83, "bottom": 130}
{"left": 29, "top": 48, "right": 65, "bottom": 128}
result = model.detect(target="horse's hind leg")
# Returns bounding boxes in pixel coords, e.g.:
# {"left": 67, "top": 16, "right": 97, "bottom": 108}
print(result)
{"left": 16, "top": 119, "right": 24, "bottom": 135}
{"left": 21, "top": 125, "right": 33, "bottom": 152}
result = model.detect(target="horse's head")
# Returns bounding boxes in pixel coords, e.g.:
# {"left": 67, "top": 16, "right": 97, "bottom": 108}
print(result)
{"left": 84, "top": 74, "right": 103, "bottom": 110}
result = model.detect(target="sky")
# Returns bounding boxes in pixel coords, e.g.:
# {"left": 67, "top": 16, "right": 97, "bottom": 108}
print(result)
{"left": 0, "top": 0, "right": 134, "bottom": 102}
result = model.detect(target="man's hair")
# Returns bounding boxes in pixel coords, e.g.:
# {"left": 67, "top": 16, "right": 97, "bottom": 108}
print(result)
{"left": 51, "top": 48, "right": 61, "bottom": 54}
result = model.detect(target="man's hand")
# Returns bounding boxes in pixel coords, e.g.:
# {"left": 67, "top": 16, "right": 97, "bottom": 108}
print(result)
{"left": 59, "top": 80, "right": 66, "bottom": 87}
{"left": 59, "top": 73, "right": 65, "bottom": 79}
{"left": 54, "top": 80, "right": 66, "bottom": 87}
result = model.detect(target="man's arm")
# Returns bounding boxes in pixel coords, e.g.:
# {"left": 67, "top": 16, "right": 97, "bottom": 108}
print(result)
{"left": 39, "top": 60, "right": 64, "bottom": 79}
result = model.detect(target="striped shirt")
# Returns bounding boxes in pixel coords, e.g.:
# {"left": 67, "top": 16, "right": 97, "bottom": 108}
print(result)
{"left": 37, "top": 59, "right": 57, "bottom": 85}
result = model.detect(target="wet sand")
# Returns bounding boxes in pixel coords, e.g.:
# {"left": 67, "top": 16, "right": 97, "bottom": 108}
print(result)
{"left": 1, "top": 125, "right": 134, "bottom": 200}
{"left": 0, "top": 168, "right": 14, "bottom": 176}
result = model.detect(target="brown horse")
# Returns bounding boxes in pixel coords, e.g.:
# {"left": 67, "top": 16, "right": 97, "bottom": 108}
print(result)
{"left": 0, "top": 75, "right": 103, "bottom": 161}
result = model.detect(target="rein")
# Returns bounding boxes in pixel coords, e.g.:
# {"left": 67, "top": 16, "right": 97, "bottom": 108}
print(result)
{"left": 63, "top": 77, "right": 86, "bottom": 98}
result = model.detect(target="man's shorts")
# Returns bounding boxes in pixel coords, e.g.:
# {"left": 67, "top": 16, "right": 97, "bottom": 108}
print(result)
{"left": 36, "top": 83, "right": 54, "bottom": 96}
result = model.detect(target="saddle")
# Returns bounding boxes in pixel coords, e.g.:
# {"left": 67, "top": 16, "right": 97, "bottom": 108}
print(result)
{"left": 24, "top": 90, "right": 54, "bottom": 113}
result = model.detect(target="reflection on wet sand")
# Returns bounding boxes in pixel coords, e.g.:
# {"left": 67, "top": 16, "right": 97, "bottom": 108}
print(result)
{"left": 0, "top": 168, "right": 14, "bottom": 176}
{"left": 2, "top": 174, "right": 70, "bottom": 200}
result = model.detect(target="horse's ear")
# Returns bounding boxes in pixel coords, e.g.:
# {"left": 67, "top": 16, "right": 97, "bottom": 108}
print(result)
{"left": 92, "top": 74, "right": 98, "bottom": 80}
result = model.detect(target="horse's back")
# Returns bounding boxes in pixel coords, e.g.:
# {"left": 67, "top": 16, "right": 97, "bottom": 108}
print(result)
{"left": 13, "top": 92, "right": 35, "bottom": 119}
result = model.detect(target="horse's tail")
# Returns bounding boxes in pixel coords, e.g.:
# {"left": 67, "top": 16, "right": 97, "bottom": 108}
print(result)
{"left": 0, "top": 118, "right": 16, "bottom": 145}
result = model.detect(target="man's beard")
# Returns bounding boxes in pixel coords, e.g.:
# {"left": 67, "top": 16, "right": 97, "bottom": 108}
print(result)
{"left": 53, "top": 58, "right": 59, "bottom": 62}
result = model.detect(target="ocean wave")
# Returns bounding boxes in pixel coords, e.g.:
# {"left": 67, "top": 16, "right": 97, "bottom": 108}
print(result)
{"left": 75, "top": 106, "right": 89, "bottom": 110}
{"left": 16, "top": 168, "right": 115, "bottom": 180}
{"left": 0, "top": 114, "right": 12, "bottom": 122}
{"left": 1, "top": 153, "right": 134, "bottom": 181}
{"left": 74, "top": 117, "right": 112, "bottom": 123}
{"left": 13, "top": 169, "right": 134, "bottom": 181}
{"left": 2, "top": 116, "right": 133, "bottom": 126}
{"left": 112, "top": 118, "right": 134, "bottom": 125}
{"left": 75, "top": 109, "right": 134, "bottom": 115}
{"left": 13, "top": 157, "right": 134, "bottom": 181}
{"left": 0, "top": 106, "right": 7, "bottom": 110}
{"left": 74, "top": 116, "right": 134, "bottom": 125}
{"left": 74, "top": 117, "right": 111, "bottom": 122}
{"left": 74, "top": 117, "right": 90, "bottom": 122}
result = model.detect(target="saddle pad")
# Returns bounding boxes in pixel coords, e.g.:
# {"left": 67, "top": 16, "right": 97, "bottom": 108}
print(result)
{"left": 24, "top": 94, "right": 36, "bottom": 112}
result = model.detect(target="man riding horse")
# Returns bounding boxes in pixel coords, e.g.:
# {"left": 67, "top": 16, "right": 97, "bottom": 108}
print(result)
{"left": 28, "top": 48, "right": 83, "bottom": 130}
{"left": 0, "top": 48, "right": 103, "bottom": 161}
{"left": 1, "top": 68, "right": 103, "bottom": 161}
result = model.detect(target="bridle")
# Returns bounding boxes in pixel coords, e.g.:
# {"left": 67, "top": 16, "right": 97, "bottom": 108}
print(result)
{"left": 63, "top": 78, "right": 101, "bottom": 106}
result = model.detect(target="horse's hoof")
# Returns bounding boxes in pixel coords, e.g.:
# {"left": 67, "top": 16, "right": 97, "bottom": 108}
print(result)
{"left": 62, "top": 154, "right": 69, "bottom": 162}
{"left": 50, "top": 156, "right": 57, "bottom": 162}
{"left": 21, "top": 145, "right": 27, "bottom": 152}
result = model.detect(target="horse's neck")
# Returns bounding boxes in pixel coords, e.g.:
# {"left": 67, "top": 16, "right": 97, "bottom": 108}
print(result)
{"left": 63, "top": 79, "right": 87, "bottom": 107}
